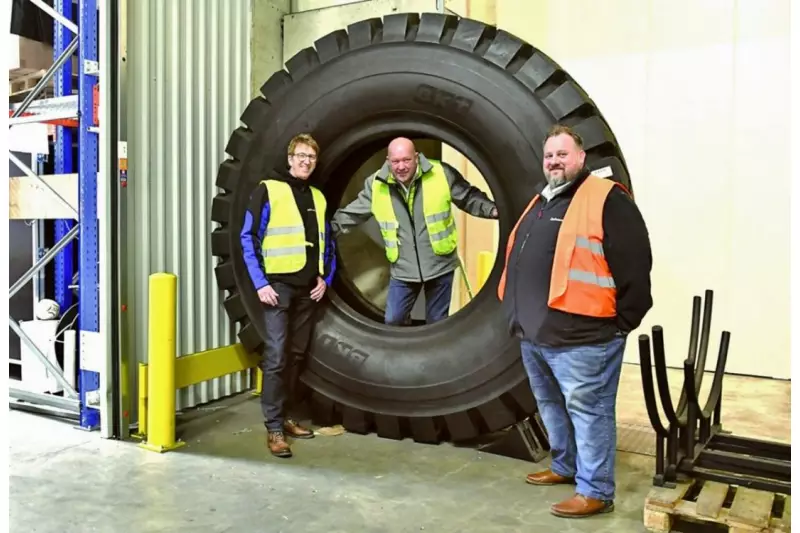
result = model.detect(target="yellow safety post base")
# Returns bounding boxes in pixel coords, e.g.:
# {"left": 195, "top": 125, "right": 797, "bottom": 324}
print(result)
{"left": 139, "top": 272, "right": 184, "bottom": 454}
{"left": 130, "top": 363, "right": 149, "bottom": 441}
{"left": 251, "top": 368, "right": 263, "bottom": 396}
{"left": 139, "top": 440, "right": 186, "bottom": 453}
{"left": 477, "top": 250, "right": 494, "bottom": 291}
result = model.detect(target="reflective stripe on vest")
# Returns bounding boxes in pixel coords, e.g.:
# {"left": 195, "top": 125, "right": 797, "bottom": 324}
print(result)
{"left": 260, "top": 179, "right": 327, "bottom": 275}
{"left": 371, "top": 160, "right": 457, "bottom": 263}
{"left": 497, "top": 174, "right": 626, "bottom": 318}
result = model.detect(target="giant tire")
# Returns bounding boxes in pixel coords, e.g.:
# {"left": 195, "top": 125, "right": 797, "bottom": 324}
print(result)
{"left": 211, "top": 12, "right": 632, "bottom": 444}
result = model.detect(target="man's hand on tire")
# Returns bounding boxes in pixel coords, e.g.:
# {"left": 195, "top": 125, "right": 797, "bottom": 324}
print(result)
{"left": 258, "top": 285, "right": 279, "bottom": 306}
{"left": 310, "top": 276, "right": 327, "bottom": 302}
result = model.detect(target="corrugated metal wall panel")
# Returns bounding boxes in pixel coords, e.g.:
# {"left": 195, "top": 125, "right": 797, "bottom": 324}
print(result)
{"left": 126, "top": 0, "right": 252, "bottom": 413}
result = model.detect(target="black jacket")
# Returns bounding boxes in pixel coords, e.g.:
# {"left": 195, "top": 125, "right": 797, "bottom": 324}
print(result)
{"left": 502, "top": 169, "right": 653, "bottom": 346}
{"left": 240, "top": 168, "right": 336, "bottom": 289}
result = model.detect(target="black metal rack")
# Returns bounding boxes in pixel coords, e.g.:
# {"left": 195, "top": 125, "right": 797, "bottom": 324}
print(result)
{"left": 638, "top": 289, "right": 791, "bottom": 495}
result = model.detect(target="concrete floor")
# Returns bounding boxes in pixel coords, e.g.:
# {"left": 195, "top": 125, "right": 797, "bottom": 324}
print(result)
{"left": 9, "top": 363, "right": 790, "bottom": 533}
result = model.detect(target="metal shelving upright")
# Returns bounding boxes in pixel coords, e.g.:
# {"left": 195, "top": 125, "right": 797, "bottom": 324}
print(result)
{"left": 54, "top": 0, "right": 76, "bottom": 316}
{"left": 8, "top": 0, "right": 102, "bottom": 431}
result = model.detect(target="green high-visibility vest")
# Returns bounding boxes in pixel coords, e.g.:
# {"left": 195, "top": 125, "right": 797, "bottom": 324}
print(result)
{"left": 371, "top": 160, "right": 457, "bottom": 263}
{"left": 260, "top": 179, "right": 327, "bottom": 275}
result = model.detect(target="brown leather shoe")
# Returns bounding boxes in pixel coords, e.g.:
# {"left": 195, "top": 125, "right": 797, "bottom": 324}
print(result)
{"left": 525, "top": 469, "right": 576, "bottom": 486}
{"left": 267, "top": 431, "right": 292, "bottom": 458}
{"left": 283, "top": 419, "right": 315, "bottom": 439}
{"left": 550, "top": 494, "right": 614, "bottom": 518}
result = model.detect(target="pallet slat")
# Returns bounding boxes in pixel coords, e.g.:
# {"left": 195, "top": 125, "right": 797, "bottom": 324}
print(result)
{"left": 9, "top": 173, "right": 78, "bottom": 219}
{"left": 644, "top": 479, "right": 789, "bottom": 533}
{"left": 728, "top": 487, "right": 775, "bottom": 530}
{"left": 645, "top": 481, "right": 693, "bottom": 509}
{"left": 696, "top": 481, "right": 729, "bottom": 518}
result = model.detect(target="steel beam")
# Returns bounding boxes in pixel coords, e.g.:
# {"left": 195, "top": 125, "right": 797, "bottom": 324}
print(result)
{"left": 10, "top": 35, "right": 79, "bottom": 119}
{"left": 30, "top": 0, "right": 79, "bottom": 34}
{"left": 8, "top": 152, "right": 79, "bottom": 219}
{"left": 689, "top": 465, "right": 791, "bottom": 495}
{"left": 54, "top": 0, "right": 76, "bottom": 312}
{"left": 712, "top": 433, "right": 792, "bottom": 459}
{"left": 9, "top": 224, "right": 80, "bottom": 299}
{"left": 79, "top": 0, "right": 102, "bottom": 430}
{"left": 9, "top": 387, "right": 80, "bottom": 413}
{"left": 8, "top": 318, "right": 79, "bottom": 398}
{"left": 696, "top": 449, "right": 790, "bottom": 478}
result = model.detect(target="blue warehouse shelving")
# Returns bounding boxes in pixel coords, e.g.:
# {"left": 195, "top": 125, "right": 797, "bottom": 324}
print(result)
{"left": 8, "top": 0, "right": 102, "bottom": 431}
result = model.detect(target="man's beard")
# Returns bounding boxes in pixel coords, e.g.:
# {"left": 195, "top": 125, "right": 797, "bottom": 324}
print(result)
{"left": 546, "top": 174, "right": 568, "bottom": 188}
{"left": 545, "top": 167, "right": 580, "bottom": 188}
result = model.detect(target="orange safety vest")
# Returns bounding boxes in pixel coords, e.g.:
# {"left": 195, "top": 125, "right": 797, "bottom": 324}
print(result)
{"left": 497, "top": 175, "right": 629, "bottom": 318}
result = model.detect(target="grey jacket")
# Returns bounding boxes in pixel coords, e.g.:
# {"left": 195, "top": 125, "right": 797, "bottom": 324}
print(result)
{"left": 331, "top": 154, "right": 498, "bottom": 283}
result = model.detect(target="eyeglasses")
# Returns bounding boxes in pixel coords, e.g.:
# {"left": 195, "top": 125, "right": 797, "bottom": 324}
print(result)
{"left": 292, "top": 152, "right": 317, "bottom": 162}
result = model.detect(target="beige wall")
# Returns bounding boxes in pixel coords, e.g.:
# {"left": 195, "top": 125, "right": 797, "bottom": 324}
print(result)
{"left": 461, "top": 0, "right": 790, "bottom": 378}
{"left": 251, "top": 0, "right": 290, "bottom": 97}
{"left": 283, "top": 0, "right": 439, "bottom": 59}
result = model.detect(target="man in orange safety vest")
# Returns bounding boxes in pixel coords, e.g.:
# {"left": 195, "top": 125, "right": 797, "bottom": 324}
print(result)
{"left": 498, "top": 124, "right": 653, "bottom": 518}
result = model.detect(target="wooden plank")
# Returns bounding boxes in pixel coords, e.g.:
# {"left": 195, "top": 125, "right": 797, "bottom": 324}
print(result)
{"left": 9, "top": 69, "right": 49, "bottom": 95}
{"left": 9, "top": 173, "right": 78, "bottom": 219}
{"left": 645, "top": 480, "right": 694, "bottom": 510}
{"left": 643, "top": 507, "right": 672, "bottom": 532}
{"left": 728, "top": 487, "right": 775, "bottom": 530}
{"left": 695, "top": 481, "right": 729, "bottom": 518}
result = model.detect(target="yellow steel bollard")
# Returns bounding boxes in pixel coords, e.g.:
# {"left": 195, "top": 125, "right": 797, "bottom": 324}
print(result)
{"left": 140, "top": 273, "right": 185, "bottom": 453}
{"left": 251, "top": 368, "right": 263, "bottom": 396}
{"left": 130, "top": 362, "right": 149, "bottom": 441}
{"left": 477, "top": 251, "right": 494, "bottom": 291}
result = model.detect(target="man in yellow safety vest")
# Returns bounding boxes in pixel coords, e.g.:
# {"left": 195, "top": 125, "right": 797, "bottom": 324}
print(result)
{"left": 331, "top": 137, "right": 498, "bottom": 325}
{"left": 240, "top": 133, "right": 336, "bottom": 458}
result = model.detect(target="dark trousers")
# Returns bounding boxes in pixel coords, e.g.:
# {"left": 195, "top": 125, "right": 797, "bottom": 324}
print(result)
{"left": 384, "top": 270, "right": 454, "bottom": 325}
{"left": 259, "top": 282, "right": 318, "bottom": 432}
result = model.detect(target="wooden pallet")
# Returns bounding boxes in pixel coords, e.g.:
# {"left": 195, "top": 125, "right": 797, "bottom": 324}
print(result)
{"left": 9, "top": 69, "right": 51, "bottom": 96}
{"left": 644, "top": 478, "right": 791, "bottom": 532}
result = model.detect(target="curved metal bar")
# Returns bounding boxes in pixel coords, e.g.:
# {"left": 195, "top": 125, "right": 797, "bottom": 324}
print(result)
{"left": 639, "top": 334, "right": 669, "bottom": 480}
{"left": 638, "top": 334, "right": 669, "bottom": 438}
{"left": 676, "top": 296, "right": 702, "bottom": 419}
{"left": 693, "top": 290, "right": 714, "bottom": 398}
{"left": 683, "top": 357, "right": 700, "bottom": 408}
{"left": 652, "top": 326, "right": 680, "bottom": 427}
{"left": 683, "top": 357, "right": 699, "bottom": 458}
{"left": 702, "top": 331, "right": 730, "bottom": 418}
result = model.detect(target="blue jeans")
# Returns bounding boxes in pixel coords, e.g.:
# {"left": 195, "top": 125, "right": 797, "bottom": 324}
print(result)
{"left": 260, "top": 282, "right": 318, "bottom": 431}
{"left": 520, "top": 335, "right": 626, "bottom": 501}
{"left": 385, "top": 271, "right": 454, "bottom": 325}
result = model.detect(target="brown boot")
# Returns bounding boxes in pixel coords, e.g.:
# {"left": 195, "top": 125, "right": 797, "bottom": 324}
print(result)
{"left": 550, "top": 494, "right": 614, "bottom": 518}
{"left": 283, "top": 418, "right": 315, "bottom": 439}
{"left": 267, "top": 431, "right": 292, "bottom": 458}
{"left": 525, "top": 469, "right": 576, "bottom": 486}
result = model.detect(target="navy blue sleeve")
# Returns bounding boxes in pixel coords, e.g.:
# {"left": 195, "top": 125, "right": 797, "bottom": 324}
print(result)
{"left": 323, "top": 220, "right": 337, "bottom": 286}
{"left": 240, "top": 183, "right": 271, "bottom": 290}
{"left": 602, "top": 186, "right": 653, "bottom": 333}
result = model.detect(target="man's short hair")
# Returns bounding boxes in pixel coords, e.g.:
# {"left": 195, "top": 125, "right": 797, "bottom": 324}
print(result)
{"left": 288, "top": 133, "right": 320, "bottom": 156}
{"left": 543, "top": 124, "right": 584, "bottom": 149}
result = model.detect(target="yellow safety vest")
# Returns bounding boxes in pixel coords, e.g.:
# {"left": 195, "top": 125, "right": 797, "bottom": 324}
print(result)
{"left": 371, "top": 160, "right": 457, "bottom": 263}
{"left": 260, "top": 179, "right": 327, "bottom": 275}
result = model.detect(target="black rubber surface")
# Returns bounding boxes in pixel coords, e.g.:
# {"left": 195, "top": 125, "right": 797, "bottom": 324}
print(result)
{"left": 211, "top": 13, "right": 631, "bottom": 443}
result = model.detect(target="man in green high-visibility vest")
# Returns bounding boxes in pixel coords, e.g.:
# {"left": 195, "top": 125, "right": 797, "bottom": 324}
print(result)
{"left": 331, "top": 137, "right": 498, "bottom": 326}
